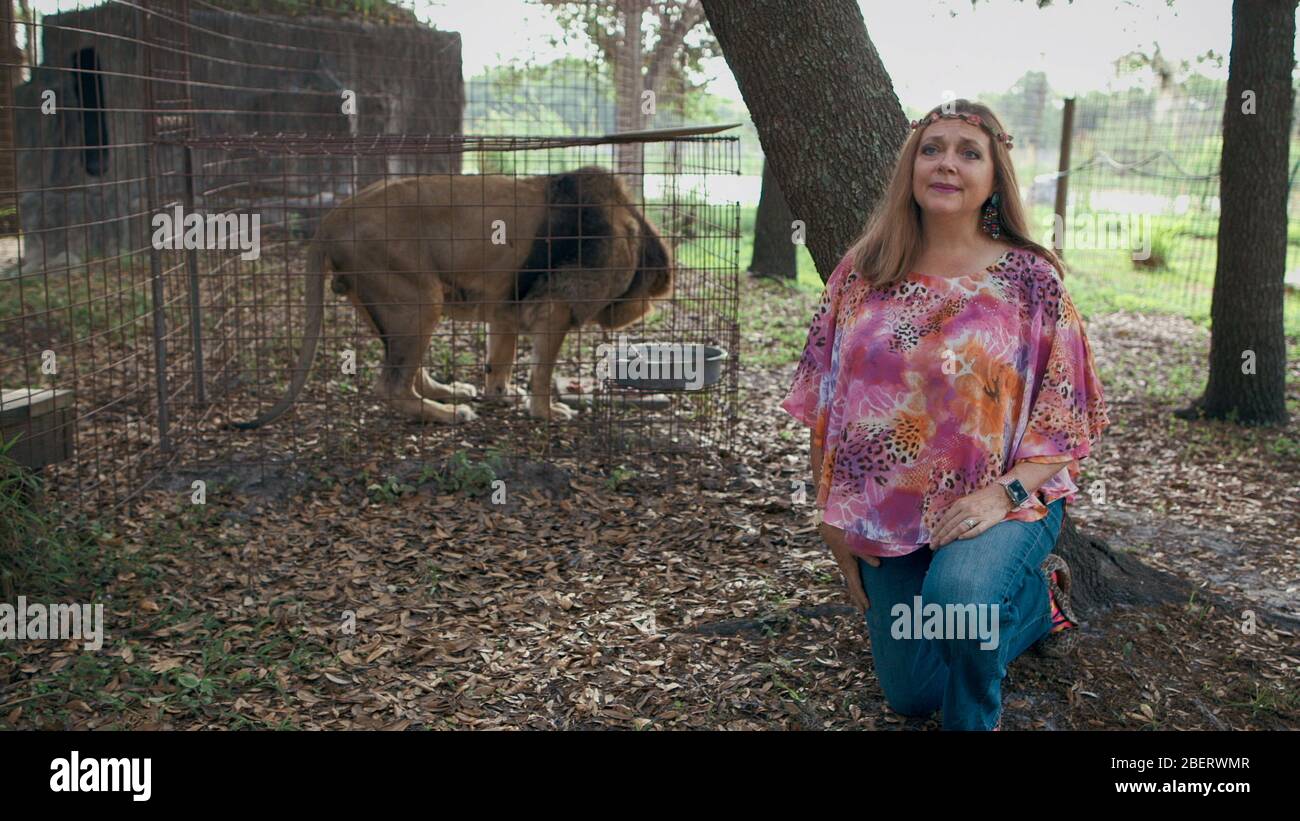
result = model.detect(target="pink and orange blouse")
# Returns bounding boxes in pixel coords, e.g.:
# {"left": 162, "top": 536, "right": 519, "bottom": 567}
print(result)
{"left": 781, "top": 246, "right": 1110, "bottom": 559}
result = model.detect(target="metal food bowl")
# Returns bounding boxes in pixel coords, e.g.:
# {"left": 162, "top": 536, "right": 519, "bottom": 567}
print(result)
{"left": 609, "top": 343, "right": 728, "bottom": 391}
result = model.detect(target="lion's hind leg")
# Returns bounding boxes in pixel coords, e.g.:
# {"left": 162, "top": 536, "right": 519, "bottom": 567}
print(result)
{"left": 363, "top": 290, "right": 476, "bottom": 424}
{"left": 521, "top": 299, "right": 577, "bottom": 422}
{"left": 481, "top": 320, "right": 527, "bottom": 406}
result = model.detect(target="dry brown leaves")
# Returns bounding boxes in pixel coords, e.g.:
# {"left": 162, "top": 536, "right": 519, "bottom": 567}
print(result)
{"left": 2, "top": 295, "right": 1297, "bottom": 730}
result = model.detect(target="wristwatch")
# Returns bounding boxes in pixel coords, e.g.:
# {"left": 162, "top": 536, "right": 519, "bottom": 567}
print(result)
{"left": 996, "top": 476, "right": 1032, "bottom": 509}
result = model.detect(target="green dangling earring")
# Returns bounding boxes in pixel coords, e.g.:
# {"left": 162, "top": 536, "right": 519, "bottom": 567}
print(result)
{"left": 981, "top": 192, "right": 1002, "bottom": 239}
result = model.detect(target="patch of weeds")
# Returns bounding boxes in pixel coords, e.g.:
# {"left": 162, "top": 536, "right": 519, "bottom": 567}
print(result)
{"left": 310, "top": 469, "right": 338, "bottom": 490}
{"left": 605, "top": 465, "right": 636, "bottom": 491}
{"left": 1268, "top": 433, "right": 1300, "bottom": 461}
{"left": 1, "top": 447, "right": 133, "bottom": 603}
{"left": 424, "top": 451, "right": 503, "bottom": 497}
{"left": 170, "top": 667, "right": 224, "bottom": 707}
{"left": 1222, "top": 681, "right": 1298, "bottom": 720}
{"left": 1182, "top": 589, "right": 1213, "bottom": 624}
{"left": 421, "top": 558, "right": 442, "bottom": 597}
{"left": 747, "top": 657, "right": 806, "bottom": 701}
{"left": 1131, "top": 220, "right": 1182, "bottom": 272}
{"left": 771, "top": 673, "right": 806, "bottom": 703}
{"left": 367, "top": 474, "right": 416, "bottom": 503}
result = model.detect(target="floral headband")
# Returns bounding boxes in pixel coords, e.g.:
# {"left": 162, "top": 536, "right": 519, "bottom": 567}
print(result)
{"left": 909, "top": 111, "right": 1014, "bottom": 150}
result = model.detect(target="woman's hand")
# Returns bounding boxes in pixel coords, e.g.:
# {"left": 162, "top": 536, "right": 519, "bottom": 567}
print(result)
{"left": 930, "top": 484, "right": 1012, "bottom": 550}
{"left": 819, "top": 520, "right": 879, "bottom": 614}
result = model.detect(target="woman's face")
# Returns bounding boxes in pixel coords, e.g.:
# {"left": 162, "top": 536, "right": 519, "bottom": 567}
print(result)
{"left": 911, "top": 118, "right": 997, "bottom": 223}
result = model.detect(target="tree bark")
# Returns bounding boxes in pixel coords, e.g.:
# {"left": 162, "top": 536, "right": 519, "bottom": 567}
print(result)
{"left": 1053, "top": 513, "right": 1185, "bottom": 615}
{"left": 700, "top": 0, "right": 904, "bottom": 283}
{"left": 748, "top": 157, "right": 796, "bottom": 279}
{"left": 1182, "top": 0, "right": 1295, "bottom": 426}
{"left": 613, "top": 0, "right": 650, "bottom": 203}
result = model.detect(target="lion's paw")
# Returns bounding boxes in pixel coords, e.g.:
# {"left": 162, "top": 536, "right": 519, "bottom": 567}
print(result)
{"left": 484, "top": 383, "right": 527, "bottom": 405}
{"left": 530, "top": 401, "right": 576, "bottom": 422}
{"left": 448, "top": 381, "right": 478, "bottom": 400}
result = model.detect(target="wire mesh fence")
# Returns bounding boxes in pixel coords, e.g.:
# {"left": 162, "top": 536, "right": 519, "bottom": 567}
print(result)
{"left": 0, "top": 0, "right": 741, "bottom": 510}
{"left": 933, "top": 68, "right": 1300, "bottom": 330}
{"left": 6, "top": 1, "right": 1293, "bottom": 512}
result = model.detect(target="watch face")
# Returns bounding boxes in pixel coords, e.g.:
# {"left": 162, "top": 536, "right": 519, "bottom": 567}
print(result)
{"left": 1006, "top": 479, "right": 1030, "bottom": 504}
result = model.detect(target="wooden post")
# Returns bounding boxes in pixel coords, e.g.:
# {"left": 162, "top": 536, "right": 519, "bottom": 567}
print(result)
{"left": 1053, "top": 97, "right": 1075, "bottom": 260}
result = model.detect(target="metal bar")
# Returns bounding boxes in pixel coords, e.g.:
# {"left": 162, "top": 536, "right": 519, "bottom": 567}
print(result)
{"left": 182, "top": 144, "right": 206, "bottom": 405}
{"left": 163, "top": 125, "right": 744, "bottom": 154}
{"left": 140, "top": 1, "right": 171, "bottom": 453}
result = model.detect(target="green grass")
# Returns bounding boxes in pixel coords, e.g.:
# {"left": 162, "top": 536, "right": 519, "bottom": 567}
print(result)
{"left": 1021, "top": 203, "right": 1300, "bottom": 340}
{"left": 2, "top": 616, "right": 332, "bottom": 729}
{"left": 0, "top": 254, "right": 156, "bottom": 384}
{"left": 0, "top": 442, "right": 136, "bottom": 603}
{"left": 0, "top": 455, "right": 337, "bottom": 729}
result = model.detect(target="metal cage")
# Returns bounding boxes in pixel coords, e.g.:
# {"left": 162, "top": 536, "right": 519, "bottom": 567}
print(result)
{"left": 0, "top": 0, "right": 740, "bottom": 508}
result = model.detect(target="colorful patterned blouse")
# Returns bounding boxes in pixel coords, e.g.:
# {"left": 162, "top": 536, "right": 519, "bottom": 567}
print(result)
{"left": 781, "top": 246, "right": 1110, "bottom": 559}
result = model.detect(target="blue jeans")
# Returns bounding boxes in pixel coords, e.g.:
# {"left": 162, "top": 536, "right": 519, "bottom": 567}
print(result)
{"left": 855, "top": 498, "right": 1065, "bottom": 731}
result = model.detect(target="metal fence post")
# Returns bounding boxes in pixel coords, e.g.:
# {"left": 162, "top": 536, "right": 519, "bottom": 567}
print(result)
{"left": 139, "top": 1, "right": 171, "bottom": 453}
{"left": 183, "top": 144, "right": 206, "bottom": 405}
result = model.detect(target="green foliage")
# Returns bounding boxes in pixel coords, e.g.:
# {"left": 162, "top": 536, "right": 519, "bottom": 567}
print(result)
{"left": 0, "top": 437, "right": 127, "bottom": 605}
{"left": 0, "top": 260, "right": 155, "bottom": 378}
{"left": 366, "top": 474, "right": 416, "bottom": 503}
{"left": 604, "top": 465, "right": 636, "bottom": 491}
{"left": 466, "top": 58, "right": 612, "bottom": 139}
{"left": 0, "top": 436, "right": 47, "bottom": 599}
{"left": 424, "top": 451, "right": 503, "bottom": 497}
{"left": 477, "top": 151, "right": 514, "bottom": 176}
{"left": 1132, "top": 218, "right": 1183, "bottom": 272}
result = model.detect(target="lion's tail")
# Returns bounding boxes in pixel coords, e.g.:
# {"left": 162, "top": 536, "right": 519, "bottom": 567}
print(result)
{"left": 231, "top": 241, "right": 328, "bottom": 429}
{"left": 598, "top": 210, "right": 674, "bottom": 330}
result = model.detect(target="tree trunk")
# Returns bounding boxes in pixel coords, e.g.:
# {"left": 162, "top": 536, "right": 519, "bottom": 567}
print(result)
{"left": 700, "top": 0, "right": 903, "bottom": 283}
{"left": 748, "top": 157, "right": 796, "bottom": 279}
{"left": 1183, "top": 0, "right": 1295, "bottom": 426}
{"left": 614, "top": 0, "right": 649, "bottom": 204}
{"left": 1053, "top": 512, "right": 1185, "bottom": 615}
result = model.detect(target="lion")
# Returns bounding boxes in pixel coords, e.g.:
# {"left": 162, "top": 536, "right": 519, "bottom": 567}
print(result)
{"left": 232, "top": 165, "right": 674, "bottom": 428}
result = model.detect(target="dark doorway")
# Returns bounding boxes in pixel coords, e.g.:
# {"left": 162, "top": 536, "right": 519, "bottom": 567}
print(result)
{"left": 74, "top": 48, "right": 109, "bottom": 176}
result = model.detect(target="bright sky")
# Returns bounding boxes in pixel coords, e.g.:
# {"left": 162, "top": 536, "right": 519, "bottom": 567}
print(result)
{"left": 24, "top": 0, "right": 1264, "bottom": 107}
{"left": 419, "top": 0, "right": 1248, "bottom": 108}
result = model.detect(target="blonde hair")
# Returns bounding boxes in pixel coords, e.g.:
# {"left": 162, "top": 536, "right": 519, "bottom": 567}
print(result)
{"left": 844, "top": 99, "right": 1065, "bottom": 289}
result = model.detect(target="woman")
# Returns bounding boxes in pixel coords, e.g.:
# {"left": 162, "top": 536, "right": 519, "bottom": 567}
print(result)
{"left": 781, "top": 100, "right": 1110, "bottom": 731}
